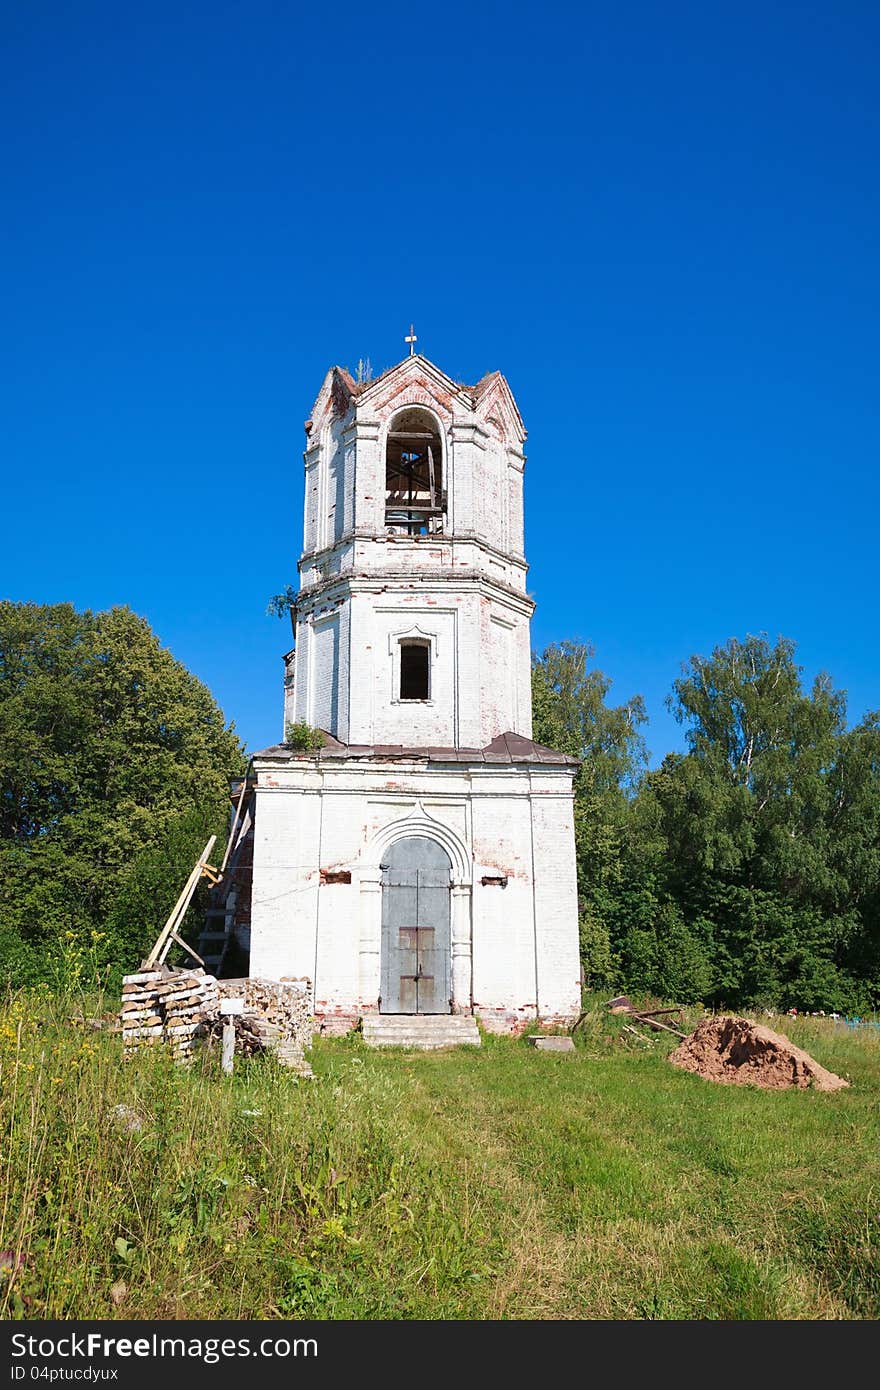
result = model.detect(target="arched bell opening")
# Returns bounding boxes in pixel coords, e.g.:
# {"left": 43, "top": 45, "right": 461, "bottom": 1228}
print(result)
{"left": 384, "top": 408, "right": 445, "bottom": 536}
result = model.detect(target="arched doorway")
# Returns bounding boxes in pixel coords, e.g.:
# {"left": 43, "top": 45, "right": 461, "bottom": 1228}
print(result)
{"left": 380, "top": 837, "right": 452, "bottom": 1014}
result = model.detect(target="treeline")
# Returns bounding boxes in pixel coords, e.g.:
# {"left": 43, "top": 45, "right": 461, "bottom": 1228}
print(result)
{"left": 0, "top": 602, "right": 245, "bottom": 987}
{"left": 3, "top": 602, "right": 877, "bottom": 1010}
{"left": 533, "top": 636, "right": 880, "bottom": 1013}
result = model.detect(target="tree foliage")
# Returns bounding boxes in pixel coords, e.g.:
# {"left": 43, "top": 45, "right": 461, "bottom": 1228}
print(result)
{"left": 0, "top": 602, "right": 246, "bottom": 985}
{"left": 532, "top": 640, "right": 647, "bottom": 794}
{"left": 534, "top": 633, "right": 880, "bottom": 1012}
{"left": 532, "top": 641, "right": 647, "bottom": 990}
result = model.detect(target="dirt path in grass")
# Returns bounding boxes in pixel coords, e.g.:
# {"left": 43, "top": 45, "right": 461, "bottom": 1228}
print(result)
{"left": 391, "top": 1062, "right": 581, "bottom": 1317}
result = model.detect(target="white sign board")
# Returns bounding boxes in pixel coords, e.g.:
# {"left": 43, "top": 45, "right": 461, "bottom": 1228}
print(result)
{"left": 219, "top": 998, "right": 245, "bottom": 1016}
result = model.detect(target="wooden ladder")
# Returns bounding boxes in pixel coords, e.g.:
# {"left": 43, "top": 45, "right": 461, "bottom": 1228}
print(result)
{"left": 196, "top": 773, "right": 251, "bottom": 976}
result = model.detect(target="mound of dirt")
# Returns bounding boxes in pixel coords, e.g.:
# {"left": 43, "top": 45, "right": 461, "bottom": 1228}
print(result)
{"left": 669, "top": 1016, "right": 849, "bottom": 1091}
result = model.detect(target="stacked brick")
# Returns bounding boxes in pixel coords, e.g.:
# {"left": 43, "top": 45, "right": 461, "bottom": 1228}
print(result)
{"left": 121, "top": 968, "right": 219, "bottom": 1063}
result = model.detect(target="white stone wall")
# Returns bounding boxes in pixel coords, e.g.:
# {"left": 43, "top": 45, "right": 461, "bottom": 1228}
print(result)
{"left": 529, "top": 778, "right": 583, "bottom": 1020}
{"left": 298, "top": 535, "right": 529, "bottom": 596}
{"left": 470, "top": 787, "right": 537, "bottom": 1026}
{"left": 249, "top": 782, "right": 321, "bottom": 987}
{"left": 295, "top": 580, "right": 533, "bottom": 748}
{"left": 248, "top": 755, "right": 581, "bottom": 1030}
{"left": 308, "top": 612, "right": 339, "bottom": 733}
{"left": 292, "top": 357, "right": 535, "bottom": 749}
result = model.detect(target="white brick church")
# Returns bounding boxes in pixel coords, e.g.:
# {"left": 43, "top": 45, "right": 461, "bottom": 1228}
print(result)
{"left": 242, "top": 346, "right": 581, "bottom": 1034}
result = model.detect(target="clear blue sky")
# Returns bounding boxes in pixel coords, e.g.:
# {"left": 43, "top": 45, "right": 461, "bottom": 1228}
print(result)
{"left": 3, "top": 1, "right": 878, "bottom": 762}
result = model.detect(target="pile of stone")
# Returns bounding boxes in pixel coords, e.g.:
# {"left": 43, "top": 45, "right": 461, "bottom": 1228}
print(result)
{"left": 213, "top": 978, "right": 314, "bottom": 1075}
{"left": 121, "top": 967, "right": 219, "bottom": 1062}
{"left": 121, "top": 970, "right": 314, "bottom": 1072}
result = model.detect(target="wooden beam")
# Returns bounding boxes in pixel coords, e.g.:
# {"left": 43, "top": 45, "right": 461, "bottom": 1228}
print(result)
{"left": 165, "top": 931, "right": 205, "bottom": 968}
{"left": 143, "top": 835, "right": 217, "bottom": 969}
{"left": 622, "top": 1024, "right": 652, "bottom": 1044}
{"left": 635, "top": 1014, "right": 688, "bottom": 1039}
{"left": 219, "top": 773, "right": 249, "bottom": 877}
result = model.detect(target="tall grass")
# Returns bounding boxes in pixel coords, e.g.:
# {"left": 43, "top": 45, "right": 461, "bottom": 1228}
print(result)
{"left": 1, "top": 985, "right": 878, "bottom": 1319}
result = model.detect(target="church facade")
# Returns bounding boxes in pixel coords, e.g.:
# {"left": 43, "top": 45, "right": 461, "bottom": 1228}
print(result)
{"left": 246, "top": 350, "right": 581, "bottom": 1033}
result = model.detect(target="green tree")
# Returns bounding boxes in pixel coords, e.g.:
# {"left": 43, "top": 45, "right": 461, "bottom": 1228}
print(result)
{"left": 0, "top": 602, "right": 245, "bottom": 985}
{"left": 532, "top": 641, "right": 647, "bottom": 990}
{"left": 105, "top": 805, "right": 226, "bottom": 975}
{"left": 644, "top": 634, "right": 879, "bottom": 1010}
{"left": 533, "top": 632, "right": 880, "bottom": 1011}
{"left": 532, "top": 640, "right": 647, "bottom": 794}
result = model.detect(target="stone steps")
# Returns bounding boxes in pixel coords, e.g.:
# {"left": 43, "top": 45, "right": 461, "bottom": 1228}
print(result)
{"left": 362, "top": 1014, "right": 481, "bottom": 1049}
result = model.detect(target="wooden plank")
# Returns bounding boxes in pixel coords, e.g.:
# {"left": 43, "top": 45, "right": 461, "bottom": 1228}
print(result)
{"left": 634, "top": 1014, "right": 688, "bottom": 1039}
{"left": 384, "top": 505, "right": 443, "bottom": 517}
{"left": 143, "top": 836, "right": 216, "bottom": 969}
{"left": 165, "top": 930, "right": 205, "bottom": 968}
{"left": 634, "top": 1006, "right": 683, "bottom": 1018}
{"left": 219, "top": 773, "right": 249, "bottom": 877}
{"left": 622, "top": 1024, "right": 652, "bottom": 1045}
{"left": 221, "top": 1020, "right": 235, "bottom": 1074}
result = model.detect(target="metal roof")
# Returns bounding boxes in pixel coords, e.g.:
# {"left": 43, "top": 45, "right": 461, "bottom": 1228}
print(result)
{"left": 251, "top": 730, "right": 578, "bottom": 767}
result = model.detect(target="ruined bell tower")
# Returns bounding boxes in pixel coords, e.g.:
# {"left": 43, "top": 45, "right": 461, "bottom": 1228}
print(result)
{"left": 247, "top": 347, "right": 581, "bottom": 1038}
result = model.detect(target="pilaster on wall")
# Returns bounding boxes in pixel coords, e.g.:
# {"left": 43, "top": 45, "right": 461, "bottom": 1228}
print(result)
{"left": 353, "top": 417, "right": 381, "bottom": 534}
{"left": 516, "top": 620, "right": 533, "bottom": 739}
{"left": 448, "top": 420, "right": 487, "bottom": 537}
{"left": 341, "top": 420, "right": 358, "bottom": 538}
{"left": 506, "top": 446, "right": 526, "bottom": 560}
{"left": 282, "top": 650, "right": 296, "bottom": 739}
{"left": 357, "top": 874, "right": 382, "bottom": 1010}
{"left": 302, "top": 442, "right": 321, "bottom": 554}
{"left": 450, "top": 884, "right": 473, "bottom": 1013}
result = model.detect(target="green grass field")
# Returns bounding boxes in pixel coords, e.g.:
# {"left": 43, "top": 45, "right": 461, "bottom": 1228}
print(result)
{"left": 1, "top": 990, "right": 878, "bottom": 1320}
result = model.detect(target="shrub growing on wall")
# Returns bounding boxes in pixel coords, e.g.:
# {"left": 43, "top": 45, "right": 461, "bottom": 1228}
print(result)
{"left": 285, "top": 721, "right": 325, "bottom": 751}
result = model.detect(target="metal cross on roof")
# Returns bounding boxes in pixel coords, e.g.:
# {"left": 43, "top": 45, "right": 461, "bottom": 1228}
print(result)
{"left": 405, "top": 324, "right": 417, "bottom": 356}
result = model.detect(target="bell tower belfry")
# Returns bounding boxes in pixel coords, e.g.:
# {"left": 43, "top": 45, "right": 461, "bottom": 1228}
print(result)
{"left": 287, "top": 353, "right": 534, "bottom": 749}
{"left": 247, "top": 348, "right": 582, "bottom": 1037}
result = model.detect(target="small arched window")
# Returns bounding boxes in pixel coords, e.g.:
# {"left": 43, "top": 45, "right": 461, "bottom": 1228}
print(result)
{"left": 399, "top": 640, "right": 430, "bottom": 700}
{"left": 385, "top": 408, "right": 445, "bottom": 536}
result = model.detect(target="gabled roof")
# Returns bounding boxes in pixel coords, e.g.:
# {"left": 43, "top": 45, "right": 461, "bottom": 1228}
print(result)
{"left": 350, "top": 353, "right": 471, "bottom": 409}
{"left": 469, "top": 370, "right": 526, "bottom": 442}
{"left": 305, "top": 355, "right": 526, "bottom": 441}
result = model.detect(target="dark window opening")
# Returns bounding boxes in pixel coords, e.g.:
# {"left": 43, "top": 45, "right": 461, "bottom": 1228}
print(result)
{"left": 400, "top": 643, "right": 430, "bottom": 700}
{"left": 385, "top": 408, "right": 445, "bottom": 536}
